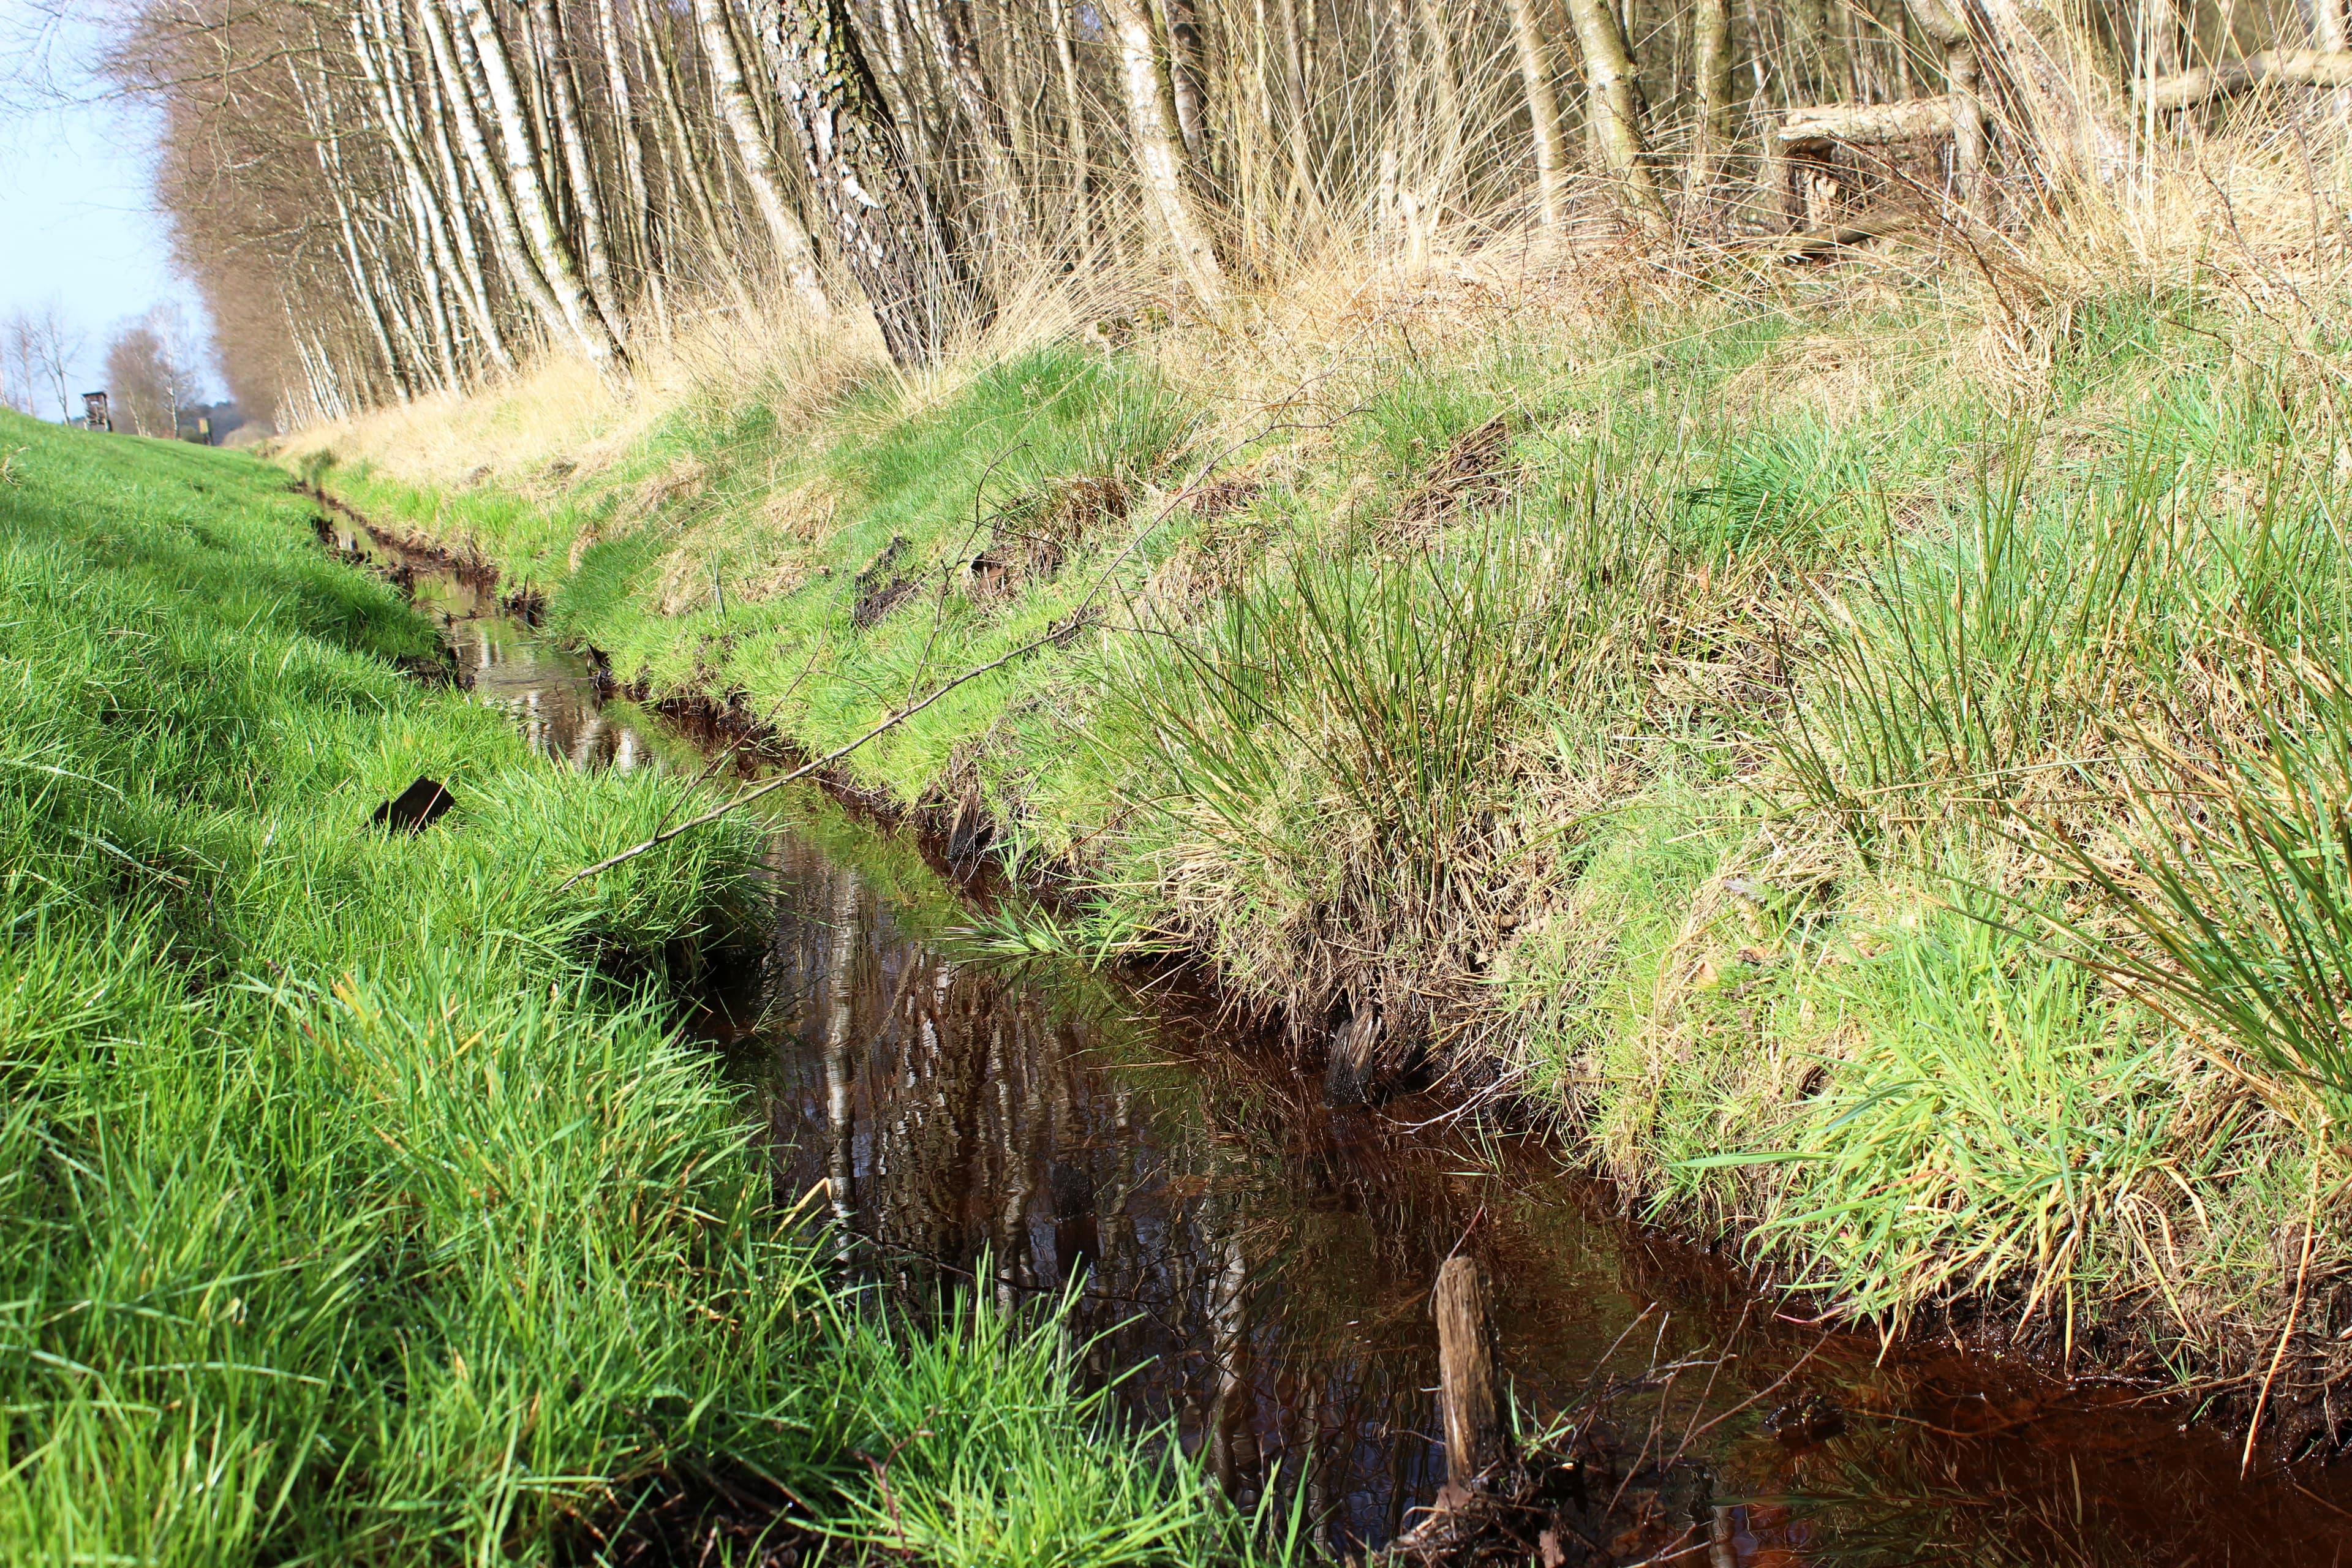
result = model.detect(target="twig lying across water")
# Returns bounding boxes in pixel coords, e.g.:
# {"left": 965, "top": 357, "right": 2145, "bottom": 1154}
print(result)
{"left": 552, "top": 625, "right": 1071, "bottom": 891}
{"left": 554, "top": 411, "right": 1292, "bottom": 892}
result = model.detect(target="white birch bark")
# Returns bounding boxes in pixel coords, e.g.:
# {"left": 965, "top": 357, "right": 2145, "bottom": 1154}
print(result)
{"left": 594, "top": 0, "right": 654, "bottom": 290}
{"left": 1104, "top": 0, "right": 1226, "bottom": 306}
{"left": 692, "top": 0, "right": 832, "bottom": 314}
{"left": 1045, "top": 0, "right": 1092, "bottom": 207}
{"left": 423, "top": 0, "right": 579, "bottom": 352}
{"left": 450, "top": 0, "right": 628, "bottom": 371}
{"left": 908, "top": 0, "right": 1032, "bottom": 247}
{"left": 291, "top": 52, "right": 415, "bottom": 402}
{"left": 1564, "top": 0, "right": 1667, "bottom": 227}
{"left": 529, "top": 0, "right": 629, "bottom": 339}
{"left": 411, "top": 6, "right": 518, "bottom": 367}
{"left": 1903, "top": 0, "right": 1989, "bottom": 221}
{"left": 648, "top": 12, "right": 760, "bottom": 311}
{"left": 1976, "top": 0, "right": 2132, "bottom": 186}
{"left": 1506, "top": 0, "right": 1568, "bottom": 227}
{"left": 355, "top": 2, "right": 511, "bottom": 375}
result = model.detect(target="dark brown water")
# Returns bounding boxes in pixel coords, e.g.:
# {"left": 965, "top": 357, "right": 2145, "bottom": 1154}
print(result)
{"left": 377, "top": 533, "right": 2352, "bottom": 1566}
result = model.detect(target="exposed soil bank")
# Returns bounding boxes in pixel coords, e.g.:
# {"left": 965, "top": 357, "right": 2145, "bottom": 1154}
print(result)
{"left": 336, "top": 488, "right": 2352, "bottom": 1563}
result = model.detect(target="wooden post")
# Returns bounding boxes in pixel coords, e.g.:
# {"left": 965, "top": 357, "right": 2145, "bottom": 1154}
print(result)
{"left": 1434, "top": 1254, "right": 1504, "bottom": 1492}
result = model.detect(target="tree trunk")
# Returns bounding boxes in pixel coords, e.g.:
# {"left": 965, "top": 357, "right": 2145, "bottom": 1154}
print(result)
{"left": 448, "top": 0, "right": 629, "bottom": 372}
{"left": 1976, "top": 0, "right": 2130, "bottom": 186}
{"left": 1562, "top": 0, "right": 1666, "bottom": 227}
{"left": 1789, "top": 0, "right": 1850, "bottom": 99}
{"left": 648, "top": 12, "right": 760, "bottom": 311}
{"left": 413, "top": 6, "right": 519, "bottom": 368}
{"left": 425, "top": 0, "right": 572, "bottom": 352}
{"left": 1434, "top": 1256, "right": 1505, "bottom": 1493}
{"left": 1506, "top": 0, "right": 1567, "bottom": 227}
{"left": 764, "top": 0, "right": 971, "bottom": 365}
{"left": 1104, "top": 0, "right": 1227, "bottom": 306}
{"left": 1045, "top": 0, "right": 1093, "bottom": 210}
{"left": 907, "top": 0, "right": 1031, "bottom": 247}
{"left": 1274, "top": 0, "right": 1322, "bottom": 213}
{"left": 2143, "top": 0, "right": 2185, "bottom": 77}
{"left": 594, "top": 0, "right": 655, "bottom": 293}
{"left": 1903, "top": 0, "right": 1988, "bottom": 221}
{"left": 1166, "top": 0, "right": 1212, "bottom": 165}
{"left": 2147, "top": 47, "right": 2352, "bottom": 108}
{"left": 292, "top": 50, "right": 415, "bottom": 402}
{"left": 1691, "top": 0, "right": 1733, "bottom": 198}
{"left": 530, "top": 0, "right": 629, "bottom": 339}
{"left": 353, "top": 2, "right": 514, "bottom": 374}
{"left": 692, "top": 0, "right": 832, "bottom": 315}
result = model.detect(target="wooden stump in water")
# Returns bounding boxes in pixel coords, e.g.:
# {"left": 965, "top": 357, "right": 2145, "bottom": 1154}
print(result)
{"left": 1434, "top": 1254, "right": 1505, "bottom": 1493}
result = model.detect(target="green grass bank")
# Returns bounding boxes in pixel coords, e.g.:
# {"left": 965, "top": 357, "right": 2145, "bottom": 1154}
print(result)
{"left": 0, "top": 409, "right": 1288, "bottom": 1564}
{"left": 293, "top": 246, "right": 2352, "bottom": 1449}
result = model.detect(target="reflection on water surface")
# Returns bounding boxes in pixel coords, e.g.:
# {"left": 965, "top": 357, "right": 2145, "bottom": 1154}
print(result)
{"left": 371, "top": 527, "right": 2352, "bottom": 1564}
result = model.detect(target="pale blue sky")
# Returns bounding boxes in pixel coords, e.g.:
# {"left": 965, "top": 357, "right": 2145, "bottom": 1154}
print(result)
{"left": 0, "top": 1, "right": 217, "bottom": 416}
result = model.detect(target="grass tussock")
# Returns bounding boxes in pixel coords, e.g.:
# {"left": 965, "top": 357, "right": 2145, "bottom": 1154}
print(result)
{"left": 284, "top": 143, "right": 2352, "bottom": 1439}
{"left": 0, "top": 410, "right": 1297, "bottom": 1565}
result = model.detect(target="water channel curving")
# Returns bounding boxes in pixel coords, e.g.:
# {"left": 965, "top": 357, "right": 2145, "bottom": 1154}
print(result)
{"left": 353, "top": 522, "right": 2352, "bottom": 1565}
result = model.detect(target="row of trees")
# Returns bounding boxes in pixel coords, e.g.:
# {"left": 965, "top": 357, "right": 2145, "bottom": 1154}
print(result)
{"left": 102, "top": 306, "right": 210, "bottom": 437}
{"left": 0, "top": 303, "right": 79, "bottom": 424}
{"left": 2, "top": 300, "right": 207, "bottom": 438}
{"left": 118, "top": 0, "right": 2351, "bottom": 425}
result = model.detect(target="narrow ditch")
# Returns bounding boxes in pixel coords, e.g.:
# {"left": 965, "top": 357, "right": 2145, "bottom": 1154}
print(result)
{"left": 324, "top": 502, "right": 2352, "bottom": 1565}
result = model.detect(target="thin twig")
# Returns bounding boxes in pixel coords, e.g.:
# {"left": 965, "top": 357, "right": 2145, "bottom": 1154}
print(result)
{"left": 553, "top": 625, "right": 1071, "bottom": 890}
{"left": 554, "top": 413, "right": 1279, "bottom": 889}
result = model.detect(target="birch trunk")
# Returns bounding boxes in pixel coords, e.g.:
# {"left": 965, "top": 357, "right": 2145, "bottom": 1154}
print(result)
{"left": 1562, "top": 0, "right": 1667, "bottom": 227}
{"left": 1691, "top": 0, "right": 1733, "bottom": 197}
{"left": 529, "top": 0, "right": 628, "bottom": 339}
{"left": 452, "top": 0, "right": 628, "bottom": 372}
{"left": 1414, "top": 0, "right": 1464, "bottom": 170}
{"left": 764, "top": 0, "right": 971, "bottom": 365}
{"left": 1045, "top": 0, "right": 1093, "bottom": 208}
{"left": 292, "top": 52, "right": 414, "bottom": 401}
{"left": 1104, "top": 0, "right": 1227, "bottom": 306}
{"left": 1975, "top": 0, "right": 2131, "bottom": 186}
{"left": 1506, "top": 0, "right": 1568, "bottom": 227}
{"left": 1166, "top": 0, "right": 1212, "bottom": 165}
{"left": 352, "top": 6, "right": 501, "bottom": 377}
{"left": 424, "top": 0, "right": 585, "bottom": 355}
{"left": 413, "top": 7, "right": 518, "bottom": 367}
{"left": 1789, "top": 0, "right": 1850, "bottom": 99}
{"left": 1904, "top": 0, "right": 1988, "bottom": 220}
{"left": 1274, "top": 0, "right": 1322, "bottom": 213}
{"left": 649, "top": 15, "right": 755, "bottom": 309}
{"left": 594, "top": 0, "right": 657, "bottom": 292}
{"left": 909, "top": 0, "right": 1032, "bottom": 247}
{"left": 2148, "top": 47, "right": 2352, "bottom": 108}
{"left": 692, "top": 0, "right": 832, "bottom": 314}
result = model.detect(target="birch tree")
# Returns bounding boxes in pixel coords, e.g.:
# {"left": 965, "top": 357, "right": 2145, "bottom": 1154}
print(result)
{"left": 1562, "top": 0, "right": 1667, "bottom": 226}
{"left": 764, "top": 0, "right": 968, "bottom": 364}
{"left": 692, "top": 0, "right": 833, "bottom": 315}
{"left": 1104, "top": 0, "right": 1228, "bottom": 307}
{"left": 450, "top": 0, "right": 628, "bottom": 372}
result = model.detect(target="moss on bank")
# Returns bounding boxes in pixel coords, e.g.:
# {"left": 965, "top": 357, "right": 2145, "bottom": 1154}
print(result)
{"left": 298, "top": 264, "right": 2352, "bottom": 1448}
{"left": 0, "top": 410, "right": 1281, "bottom": 1564}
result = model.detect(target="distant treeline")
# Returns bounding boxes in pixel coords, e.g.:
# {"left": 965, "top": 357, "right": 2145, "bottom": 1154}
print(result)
{"left": 114, "top": 0, "right": 2344, "bottom": 424}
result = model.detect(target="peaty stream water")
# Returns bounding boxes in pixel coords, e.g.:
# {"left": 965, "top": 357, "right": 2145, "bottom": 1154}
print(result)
{"left": 355, "top": 523, "right": 2352, "bottom": 1566}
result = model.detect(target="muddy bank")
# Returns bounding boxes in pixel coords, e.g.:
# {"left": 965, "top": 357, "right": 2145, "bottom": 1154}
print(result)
{"left": 324, "top": 498, "right": 2352, "bottom": 1564}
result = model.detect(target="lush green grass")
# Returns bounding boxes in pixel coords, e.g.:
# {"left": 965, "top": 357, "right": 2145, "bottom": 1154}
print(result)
{"left": 296, "top": 282, "right": 2352, "bottom": 1408}
{"left": 0, "top": 412, "right": 1287, "bottom": 1566}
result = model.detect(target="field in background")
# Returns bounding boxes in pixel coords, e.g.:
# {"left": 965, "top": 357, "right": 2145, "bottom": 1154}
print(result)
{"left": 0, "top": 409, "right": 1284, "bottom": 1565}
{"left": 287, "top": 145, "right": 2352, "bottom": 1450}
